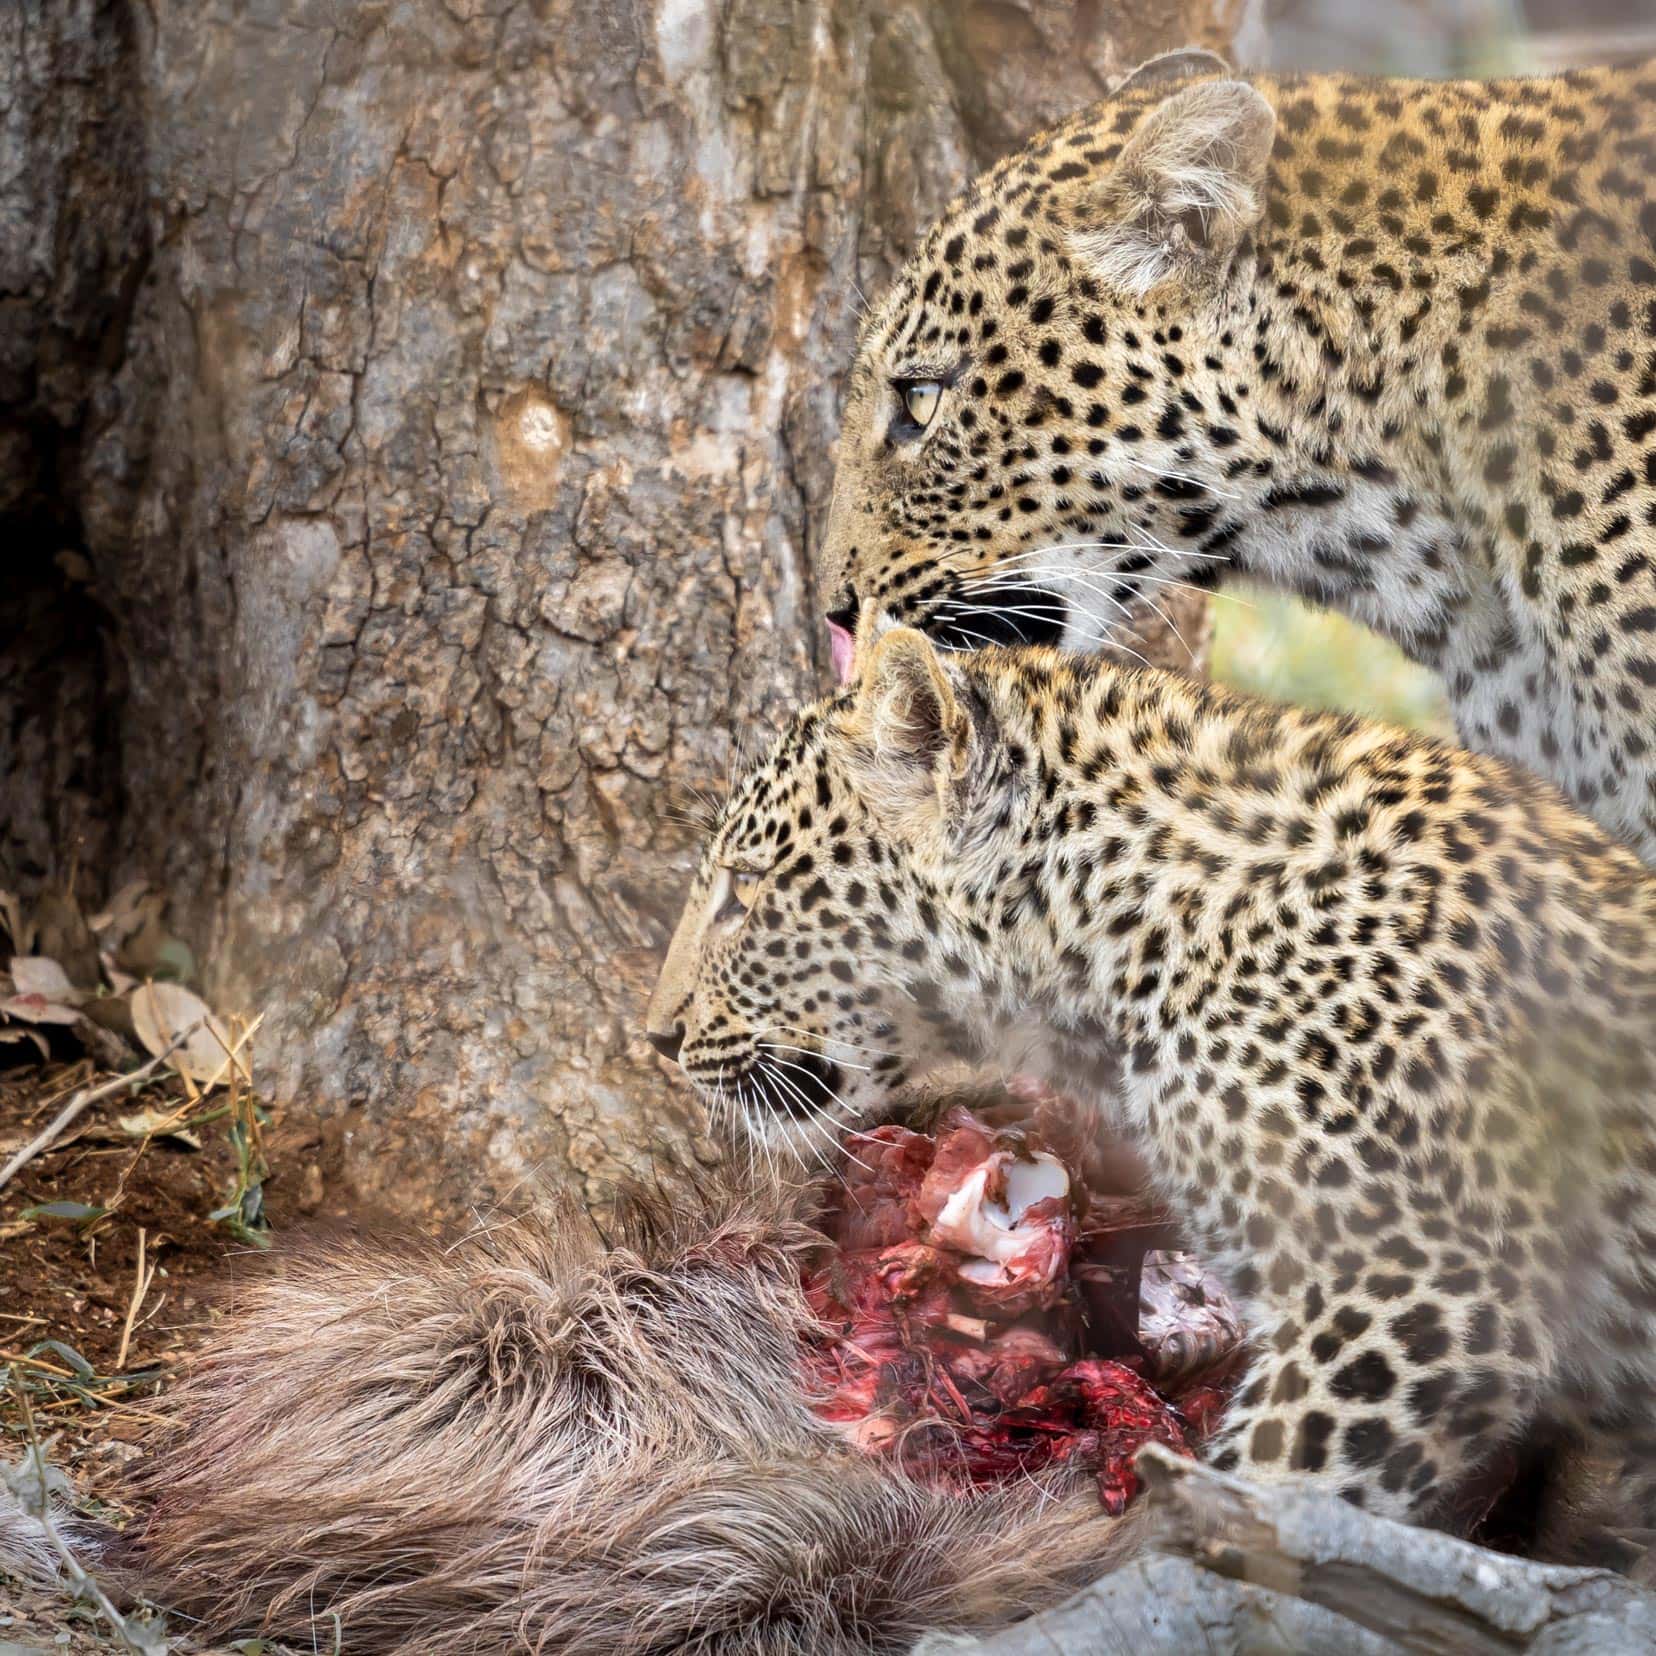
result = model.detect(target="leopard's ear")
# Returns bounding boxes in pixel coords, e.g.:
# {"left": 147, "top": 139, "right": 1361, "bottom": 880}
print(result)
{"left": 852, "top": 627, "right": 971, "bottom": 778}
{"left": 1072, "top": 77, "right": 1275, "bottom": 297}
{"left": 1109, "top": 46, "right": 1233, "bottom": 95}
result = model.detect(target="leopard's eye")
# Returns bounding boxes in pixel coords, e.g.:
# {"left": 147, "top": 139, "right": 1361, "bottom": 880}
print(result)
{"left": 900, "top": 379, "right": 942, "bottom": 431}
{"left": 714, "top": 868, "right": 763, "bottom": 924}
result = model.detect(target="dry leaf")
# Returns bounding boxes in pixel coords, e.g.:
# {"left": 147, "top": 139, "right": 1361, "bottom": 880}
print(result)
{"left": 77, "top": 1012, "right": 137, "bottom": 1069}
{"left": 9, "top": 955, "right": 82, "bottom": 1003}
{"left": 83, "top": 991, "right": 139, "bottom": 1041}
{"left": 32, "top": 889, "right": 101, "bottom": 986}
{"left": 1, "top": 992, "right": 82, "bottom": 1026}
{"left": 115, "top": 898, "right": 173, "bottom": 977}
{"left": 117, "top": 1106, "right": 203, "bottom": 1150}
{"left": 56, "top": 548, "right": 94, "bottom": 585}
{"left": 130, "top": 981, "right": 244, "bottom": 1085}
{"left": 90, "top": 880, "right": 154, "bottom": 942}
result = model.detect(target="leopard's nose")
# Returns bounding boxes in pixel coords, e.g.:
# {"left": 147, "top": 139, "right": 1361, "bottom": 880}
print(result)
{"left": 647, "top": 1023, "right": 685, "bottom": 1063}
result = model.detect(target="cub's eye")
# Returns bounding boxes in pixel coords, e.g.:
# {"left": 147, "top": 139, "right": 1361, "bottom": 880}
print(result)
{"left": 897, "top": 378, "right": 942, "bottom": 433}
{"left": 714, "top": 868, "right": 763, "bottom": 924}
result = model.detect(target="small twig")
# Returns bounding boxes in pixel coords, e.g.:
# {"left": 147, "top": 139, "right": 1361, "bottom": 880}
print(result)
{"left": 200, "top": 1008, "right": 262, "bottom": 1091}
{"left": 0, "top": 1023, "right": 203, "bottom": 1195}
{"left": 115, "top": 1227, "right": 154, "bottom": 1372}
{"left": 18, "top": 1062, "right": 93, "bottom": 1128}
{"left": 29, "top": 1392, "right": 172, "bottom": 1425}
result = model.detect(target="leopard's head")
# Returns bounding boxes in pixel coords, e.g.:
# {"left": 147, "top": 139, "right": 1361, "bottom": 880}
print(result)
{"left": 646, "top": 629, "right": 1025, "bottom": 1152}
{"left": 821, "top": 54, "right": 1277, "bottom": 679}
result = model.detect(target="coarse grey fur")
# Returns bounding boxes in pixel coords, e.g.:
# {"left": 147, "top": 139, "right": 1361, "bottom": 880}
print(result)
{"left": 4, "top": 1171, "right": 1138, "bottom": 1654}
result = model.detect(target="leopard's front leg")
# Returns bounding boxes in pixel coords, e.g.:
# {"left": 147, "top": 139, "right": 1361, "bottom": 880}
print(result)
{"left": 1204, "top": 1298, "right": 1553, "bottom": 1522}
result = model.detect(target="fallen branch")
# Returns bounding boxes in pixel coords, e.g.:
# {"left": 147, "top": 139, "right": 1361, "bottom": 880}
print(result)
{"left": 915, "top": 1446, "right": 1656, "bottom": 1655}
{"left": 0, "top": 1023, "right": 202, "bottom": 1195}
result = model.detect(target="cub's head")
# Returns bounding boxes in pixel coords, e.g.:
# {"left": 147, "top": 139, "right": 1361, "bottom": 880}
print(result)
{"left": 646, "top": 629, "right": 1021, "bottom": 1153}
{"left": 820, "top": 51, "right": 1276, "bottom": 678}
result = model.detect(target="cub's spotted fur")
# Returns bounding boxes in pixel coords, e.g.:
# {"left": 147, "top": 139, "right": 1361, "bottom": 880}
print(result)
{"left": 821, "top": 54, "right": 1656, "bottom": 862}
{"left": 649, "top": 632, "right": 1656, "bottom": 1542}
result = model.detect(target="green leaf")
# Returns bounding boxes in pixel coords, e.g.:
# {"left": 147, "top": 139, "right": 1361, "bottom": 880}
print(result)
{"left": 28, "top": 1338, "right": 95, "bottom": 1379}
{"left": 21, "top": 1200, "right": 107, "bottom": 1225}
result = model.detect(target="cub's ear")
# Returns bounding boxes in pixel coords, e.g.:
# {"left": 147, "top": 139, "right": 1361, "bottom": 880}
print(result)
{"left": 1072, "top": 77, "right": 1275, "bottom": 297}
{"left": 854, "top": 626, "right": 971, "bottom": 776}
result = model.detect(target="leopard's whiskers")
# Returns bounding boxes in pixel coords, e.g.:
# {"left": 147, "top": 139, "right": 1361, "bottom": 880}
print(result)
{"left": 1115, "top": 453, "right": 1245, "bottom": 501}
{"left": 759, "top": 1036, "right": 872, "bottom": 1074}
{"left": 768, "top": 1022, "right": 902, "bottom": 1061}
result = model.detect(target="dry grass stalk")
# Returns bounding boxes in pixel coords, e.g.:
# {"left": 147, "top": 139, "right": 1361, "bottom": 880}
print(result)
{"left": 115, "top": 1228, "right": 155, "bottom": 1373}
{"left": 107, "top": 1012, "right": 262, "bottom": 1214}
{"left": 0, "top": 1350, "right": 77, "bottom": 1379}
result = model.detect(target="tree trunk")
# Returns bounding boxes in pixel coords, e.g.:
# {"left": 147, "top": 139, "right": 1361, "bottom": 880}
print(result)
{"left": 1, "top": 0, "right": 1260, "bottom": 1220}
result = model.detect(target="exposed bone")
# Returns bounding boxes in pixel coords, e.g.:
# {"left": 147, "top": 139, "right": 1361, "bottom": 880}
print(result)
{"left": 930, "top": 1151, "right": 1069, "bottom": 1277}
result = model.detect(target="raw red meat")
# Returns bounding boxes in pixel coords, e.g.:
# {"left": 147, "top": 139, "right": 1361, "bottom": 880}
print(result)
{"left": 801, "top": 1102, "right": 1244, "bottom": 1515}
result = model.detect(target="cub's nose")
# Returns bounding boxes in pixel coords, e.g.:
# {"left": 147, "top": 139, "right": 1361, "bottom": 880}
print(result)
{"left": 647, "top": 1023, "right": 685, "bottom": 1063}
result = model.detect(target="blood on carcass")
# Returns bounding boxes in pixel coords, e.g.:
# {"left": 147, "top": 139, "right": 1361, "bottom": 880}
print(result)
{"left": 801, "top": 1105, "right": 1244, "bottom": 1515}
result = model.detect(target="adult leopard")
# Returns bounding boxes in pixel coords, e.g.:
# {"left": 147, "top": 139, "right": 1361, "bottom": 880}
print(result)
{"left": 819, "top": 51, "right": 1656, "bottom": 863}
{"left": 648, "top": 630, "right": 1656, "bottom": 1550}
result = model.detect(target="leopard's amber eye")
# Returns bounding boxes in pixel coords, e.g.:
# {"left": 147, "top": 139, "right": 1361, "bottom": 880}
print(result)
{"left": 901, "top": 379, "right": 942, "bottom": 430}
{"left": 713, "top": 867, "right": 763, "bottom": 924}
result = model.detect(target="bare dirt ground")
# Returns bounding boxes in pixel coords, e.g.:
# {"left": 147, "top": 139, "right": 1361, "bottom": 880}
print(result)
{"left": 0, "top": 1056, "right": 354, "bottom": 1652}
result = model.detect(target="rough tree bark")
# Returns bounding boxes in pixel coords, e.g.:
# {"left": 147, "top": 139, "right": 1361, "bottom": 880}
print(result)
{"left": 1, "top": 0, "right": 1261, "bottom": 1219}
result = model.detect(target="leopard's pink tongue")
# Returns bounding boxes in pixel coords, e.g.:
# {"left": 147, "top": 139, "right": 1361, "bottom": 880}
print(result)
{"left": 828, "top": 620, "right": 856, "bottom": 684}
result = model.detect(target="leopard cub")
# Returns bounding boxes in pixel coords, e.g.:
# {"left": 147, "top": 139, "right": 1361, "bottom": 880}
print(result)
{"left": 649, "top": 631, "right": 1656, "bottom": 1544}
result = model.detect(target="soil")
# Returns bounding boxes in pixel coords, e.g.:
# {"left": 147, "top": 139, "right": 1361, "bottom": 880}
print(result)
{"left": 0, "top": 1060, "right": 357, "bottom": 1509}
{"left": 0, "top": 1053, "right": 430, "bottom": 1651}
